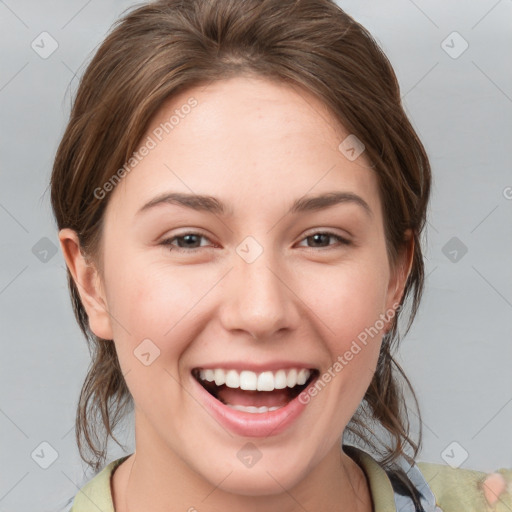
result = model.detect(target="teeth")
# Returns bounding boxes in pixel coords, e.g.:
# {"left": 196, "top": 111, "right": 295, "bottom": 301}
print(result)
{"left": 286, "top": 368, "right": 297, "bottom": 387}
{"left": 198, "top": 368, "right": 312, "bottom": 391}
{"left": 274, "top": 369, "right": 287, "bottom": 389}
{"left": 225, "top": 369, "right": 239, "bottom": 388}
{"left": 203, "top": 369, "right": 215, "bottom": 382}
{"left": 239, "top": 370, "right": 257, "bottom": 390}
{"left": 226, "top": 404, "right": 282, "bottom": 413}
{"left": 297, "top": 368, "right": 309, "bottom": 385}
{"left": 214, "top": 369, "right": 225, "bottom": 386}
{"left": 257, "top": 371, "right": 274, "bottom": 391}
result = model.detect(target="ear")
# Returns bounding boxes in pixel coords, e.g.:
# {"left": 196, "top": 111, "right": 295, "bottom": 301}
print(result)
{"left": 384, "top": 229, "right": 414, "bottom": 324}
{"left": 58, "top": 228, "right": 114, "bottom": 340}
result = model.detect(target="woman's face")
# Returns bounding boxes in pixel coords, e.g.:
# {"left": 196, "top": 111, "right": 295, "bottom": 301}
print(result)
{"left": 75, "top": 76, "right": 409, "bottom": 494}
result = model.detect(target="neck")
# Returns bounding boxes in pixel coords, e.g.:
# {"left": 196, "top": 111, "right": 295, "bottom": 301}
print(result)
{"left": 115, "top": 417, "right": 373, "bottom": 512}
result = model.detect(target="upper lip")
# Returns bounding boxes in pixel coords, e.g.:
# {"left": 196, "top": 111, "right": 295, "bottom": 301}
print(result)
{"left": 192, "top": 361, "right": 318, "bottom": 372}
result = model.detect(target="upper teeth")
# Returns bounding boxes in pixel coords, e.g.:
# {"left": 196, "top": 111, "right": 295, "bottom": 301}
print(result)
{"left": 198, "top": 368, "right": 312, "bottom": 391}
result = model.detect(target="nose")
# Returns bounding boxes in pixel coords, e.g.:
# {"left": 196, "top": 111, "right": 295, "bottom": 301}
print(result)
{"left": 218, "top": 249, "right": 301, "bottom": 341}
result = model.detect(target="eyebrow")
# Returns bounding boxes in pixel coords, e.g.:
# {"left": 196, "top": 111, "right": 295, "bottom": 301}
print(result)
{"left": 136, "top": 191, "right": 372, "bottom": 218}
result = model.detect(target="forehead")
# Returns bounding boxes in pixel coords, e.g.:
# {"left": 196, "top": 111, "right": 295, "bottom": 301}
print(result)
{"left": 163, "top": 75, "right": 343, "bottom": 138}
{"left": 107, "top": 75, "right": 379, "bottom": 219}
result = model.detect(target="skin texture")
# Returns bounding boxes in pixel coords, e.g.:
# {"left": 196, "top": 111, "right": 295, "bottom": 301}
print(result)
{"left": 60, "top": 75, "right": 413, "bottom": 512}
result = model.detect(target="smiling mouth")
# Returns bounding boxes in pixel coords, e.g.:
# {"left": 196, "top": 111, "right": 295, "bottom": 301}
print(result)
{"left": 192, "top": 367, "right": 319, "bottom": 413}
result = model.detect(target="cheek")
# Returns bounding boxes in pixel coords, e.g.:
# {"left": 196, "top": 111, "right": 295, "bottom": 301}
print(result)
{"left": 307, "top": 258, "right": 390, "bottom": 345}
{"left": 288, "top": 259, "right": 388, "bottom": 453}
{"left": 105, "top": 254, "right": 217, "bottom": 365}
{"left": 299, "top": 256, "right": 389, "bottom": 402}
{"left": 104, "top": 259, "right": 203, "bottom": 418}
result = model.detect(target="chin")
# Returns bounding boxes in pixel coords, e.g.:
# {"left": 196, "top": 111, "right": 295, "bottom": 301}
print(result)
{"left": 206, "top": 464, "right": 307, "bottom": 497}
{"left": 191, "top": 444, "right": 316, "bottom": 498}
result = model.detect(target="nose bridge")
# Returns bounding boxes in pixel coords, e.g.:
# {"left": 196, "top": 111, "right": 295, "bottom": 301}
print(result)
{"left": 220, "top": 240, "right": 298, "bottom": 339}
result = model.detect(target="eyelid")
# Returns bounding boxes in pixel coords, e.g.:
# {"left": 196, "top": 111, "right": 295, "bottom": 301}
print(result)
{"left": 300, "top": 227, "right": 352, "bottom": 241}
{"left": 160, "top": 230, "right": 216, "bottom": 252}
{"left": 296, "top": 230, "right": 352, "bottom": 249}
{"left": 160, "top": 228, "right": 352, "bottom": 253}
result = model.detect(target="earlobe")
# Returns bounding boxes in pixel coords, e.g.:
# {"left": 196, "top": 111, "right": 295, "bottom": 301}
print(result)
{"left": 58, "top": 228, "right": 114, "bottom": 340}
{"left": 385, "top": 230, "right": 415, "bottom": 325}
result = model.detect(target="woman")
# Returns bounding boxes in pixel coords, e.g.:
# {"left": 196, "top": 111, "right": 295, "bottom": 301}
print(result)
{"left": 51, "top": 0, "right": 511, "bottom": 510}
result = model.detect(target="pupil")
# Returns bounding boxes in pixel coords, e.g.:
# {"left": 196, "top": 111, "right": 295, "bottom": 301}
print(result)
{"left": 180, "top": 234, "right": 199, "bottom": 248}
{"left": 310, "top": 233, "right": 329, "bottom": 247}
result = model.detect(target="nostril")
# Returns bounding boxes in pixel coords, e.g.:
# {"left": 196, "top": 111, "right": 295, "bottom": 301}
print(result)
{"left": 482, "top": 472, "right": 507, "bottom": 505}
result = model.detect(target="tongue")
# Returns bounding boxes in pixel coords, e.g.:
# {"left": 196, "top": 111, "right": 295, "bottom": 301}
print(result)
{"left": 218, "top": 387, "right": 291, "bottom": 407}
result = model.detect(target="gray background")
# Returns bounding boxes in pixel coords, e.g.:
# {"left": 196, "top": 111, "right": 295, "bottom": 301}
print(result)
{"left": 1, "top": 0, "right": 511, "bottom": 510}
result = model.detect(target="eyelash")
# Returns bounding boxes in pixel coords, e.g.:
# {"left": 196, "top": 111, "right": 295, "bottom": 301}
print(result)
{"left": 160, "top": 231, "right": 351, "bottom": 253}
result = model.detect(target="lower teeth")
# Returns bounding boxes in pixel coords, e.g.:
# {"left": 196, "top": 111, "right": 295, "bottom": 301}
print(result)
{"left": 225, "top": 404, "right": 282, "bottom": 413}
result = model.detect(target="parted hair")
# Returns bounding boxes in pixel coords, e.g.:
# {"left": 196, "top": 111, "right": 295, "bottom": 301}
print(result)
{"left": 50, "top": 0, "right": 430, "bottom": 500}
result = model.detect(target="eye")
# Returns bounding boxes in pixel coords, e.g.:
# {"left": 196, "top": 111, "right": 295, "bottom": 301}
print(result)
{"left": 297, "top": 231, "right": 351, "bottom": 249}
{"left": 160, "top": 230, "right": 351, "bottom": 253}
{"left": 160, "top": 232, "right": 214, "bottom": 252}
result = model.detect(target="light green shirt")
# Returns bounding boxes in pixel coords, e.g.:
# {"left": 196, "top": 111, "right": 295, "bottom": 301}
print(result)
{"left": 70, "top": 446, "right": 512, "bottom": 511}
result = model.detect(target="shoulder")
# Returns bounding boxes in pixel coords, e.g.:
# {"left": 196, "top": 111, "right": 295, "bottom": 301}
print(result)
{"left": 416, "top": 460, "right": 512, "bottom": 511}
{"left": 70, "top": 456, "right": 130, "bottom": 512}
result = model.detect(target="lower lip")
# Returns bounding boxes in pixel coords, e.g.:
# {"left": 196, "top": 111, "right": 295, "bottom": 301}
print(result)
{"left": 192, "top": 375, "right": 315, "bottom": 437}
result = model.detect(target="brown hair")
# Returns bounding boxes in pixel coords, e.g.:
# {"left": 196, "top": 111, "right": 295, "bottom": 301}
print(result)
{"left": 51, "top": 0, "right": 430, "bottom": 497}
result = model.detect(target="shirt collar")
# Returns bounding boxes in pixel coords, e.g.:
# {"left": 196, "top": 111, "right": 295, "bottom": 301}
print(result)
{"left": 345, "top": 444, "right": 442, "bottom": 512}
{"left": 344, "top": 444, "right": 401, "bottom": 512}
